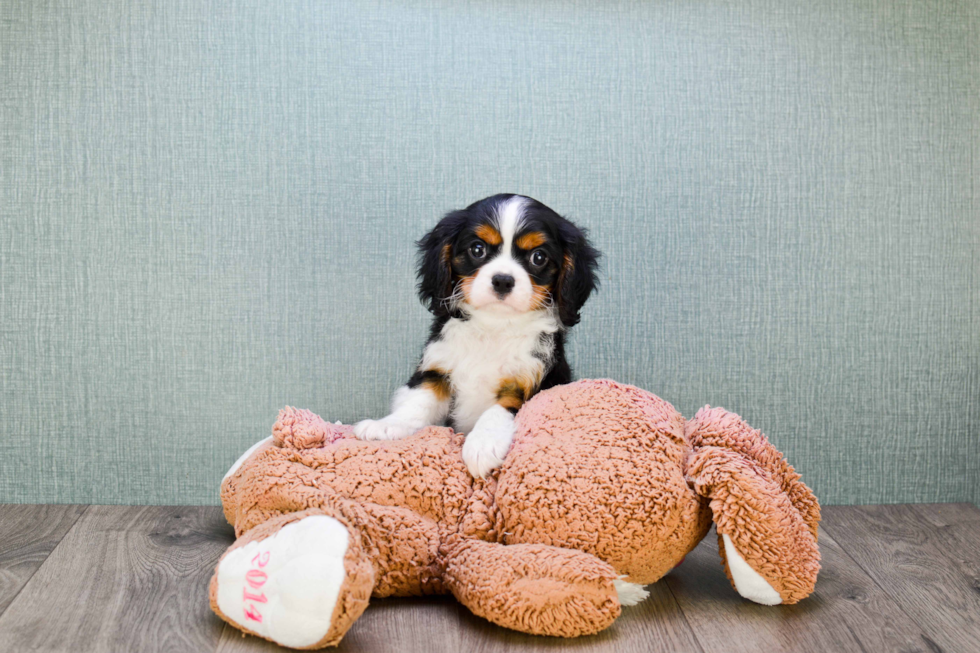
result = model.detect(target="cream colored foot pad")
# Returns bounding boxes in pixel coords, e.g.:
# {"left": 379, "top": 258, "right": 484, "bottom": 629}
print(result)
{"left": 216, "top": 516, "right": 349, "bottom": 648}
{"left": 722, "top": 533, "right": 782, "bottom": 605}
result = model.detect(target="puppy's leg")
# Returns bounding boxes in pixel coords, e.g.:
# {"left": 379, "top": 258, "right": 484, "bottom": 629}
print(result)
{"left": 354, "top": 371, "right": 450, "bottom": 441}
{"left": 462, "top": 378, "right": 532, "bottom": 478}
{"left": 461, "top": 405, "right": 515, "bottom": 478}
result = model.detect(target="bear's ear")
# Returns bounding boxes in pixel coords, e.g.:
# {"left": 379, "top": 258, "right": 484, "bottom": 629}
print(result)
{"left": 417, "top": 210, "right": 467, "bottom": 316}
{"left": 555, "top": 220, "right": 600, "bottom": 328}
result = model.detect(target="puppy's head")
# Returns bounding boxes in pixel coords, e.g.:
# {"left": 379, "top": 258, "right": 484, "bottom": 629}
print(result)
{"left": 417, "top": 194, "right": 599, "bottom": 326}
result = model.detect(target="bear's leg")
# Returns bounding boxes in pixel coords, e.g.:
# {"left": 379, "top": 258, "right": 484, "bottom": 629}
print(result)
{"left": 211, "top": 495, "right": 447, "bottom": 649}
{"left": 210, "top": 508, "right": 374, "bottom": 649}
{"left": 685, "top": 407, "right": 821, "bottom": 605}
{"left": 685, "top": 406, "right": 821, "bottom": 538}
{"left": 441, "top": 537, "right": 639, "bottom": 637}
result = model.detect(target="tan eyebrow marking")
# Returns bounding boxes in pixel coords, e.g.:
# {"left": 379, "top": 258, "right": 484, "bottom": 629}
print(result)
{"left": 474, "top": 224, "right": 502, "bottom": 245}
{"left": 515, "top": 231, "right": 547, "bottom": 250}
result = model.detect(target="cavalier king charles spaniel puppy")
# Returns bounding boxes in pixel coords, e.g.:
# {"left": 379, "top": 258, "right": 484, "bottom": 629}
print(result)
{"left": 354, "top": 194, "right": 600, "bottom": 477}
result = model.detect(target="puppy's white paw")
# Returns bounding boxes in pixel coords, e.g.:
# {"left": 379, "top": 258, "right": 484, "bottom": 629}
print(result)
{"left": 463, "top": 430, "right": 511, "bottom": 478}
{"left": 353, "top": 418, "right": 419, "bottom": 441}
{"left": 462, "top": 406, "right": 516, "bottom": 478}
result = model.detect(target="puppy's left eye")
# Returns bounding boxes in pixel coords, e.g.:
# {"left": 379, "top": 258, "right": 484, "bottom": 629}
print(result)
{"left": 530, "top": 250, "right": 548, "bottom": 268}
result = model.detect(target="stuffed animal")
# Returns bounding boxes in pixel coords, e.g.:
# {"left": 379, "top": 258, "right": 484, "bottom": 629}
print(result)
{"left": 210, "top": 379, "right": 820, "bottom": 649}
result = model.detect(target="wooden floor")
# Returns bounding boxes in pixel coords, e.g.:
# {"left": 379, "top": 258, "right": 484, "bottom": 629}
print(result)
{"left": 0, "top": 504, "right": 977, "bottom": 652}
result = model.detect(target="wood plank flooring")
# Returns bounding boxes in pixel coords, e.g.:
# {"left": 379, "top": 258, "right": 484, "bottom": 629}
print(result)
{"left": 0, "top": 503, "right": 976, "bottom": 653}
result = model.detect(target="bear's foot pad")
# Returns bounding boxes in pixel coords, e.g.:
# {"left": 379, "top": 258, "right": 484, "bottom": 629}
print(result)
{"left": 216, "top": 515, "right": 350, "bottom": 648}
{"left": 613, "top": 579, "right": 650, "bottom": 606}
{"left": 722, "top": 533, "right": 782, "bottom": 605}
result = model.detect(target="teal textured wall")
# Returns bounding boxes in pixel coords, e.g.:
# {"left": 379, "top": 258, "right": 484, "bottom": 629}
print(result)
{"left": 1, "top": 0, "right": 977, "bottom": 506}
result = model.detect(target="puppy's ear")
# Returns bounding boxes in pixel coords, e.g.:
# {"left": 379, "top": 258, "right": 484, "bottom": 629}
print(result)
{"left": 417, "top": 210, "right": 467, "bottom": 315}
{"left": 555, "top": 221, "right": 600, "bottom": 328}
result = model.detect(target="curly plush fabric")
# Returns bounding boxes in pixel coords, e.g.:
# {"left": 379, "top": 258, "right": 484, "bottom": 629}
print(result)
{"left": 211, "top": 379, "right": 820, "bottom": 648}
{"left": 272, "top": 407, "right": 347, "bottom": 450}
{"left": 685, "top": 407, "right": 821, "bottom": 604}
{"left": 498, "top": 379, "right": 711, "bottom": 583}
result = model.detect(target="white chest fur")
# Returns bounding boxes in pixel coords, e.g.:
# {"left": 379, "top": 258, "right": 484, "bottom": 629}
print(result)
{"left": 421, "top": 309, "right": 559, "bottom": 433}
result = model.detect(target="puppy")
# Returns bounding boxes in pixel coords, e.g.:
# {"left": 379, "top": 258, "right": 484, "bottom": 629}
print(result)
{"left": 353, "top": 194, "right": 599, "bottom": 477}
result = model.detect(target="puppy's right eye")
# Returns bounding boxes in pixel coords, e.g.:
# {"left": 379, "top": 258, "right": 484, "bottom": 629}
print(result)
{"left": 469, "top": 241, "right": 487, "bottom": 260}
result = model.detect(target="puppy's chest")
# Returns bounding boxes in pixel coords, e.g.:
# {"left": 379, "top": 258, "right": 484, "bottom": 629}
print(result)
{"left": 422, "top": 316, "right": 555, "bottom": 392}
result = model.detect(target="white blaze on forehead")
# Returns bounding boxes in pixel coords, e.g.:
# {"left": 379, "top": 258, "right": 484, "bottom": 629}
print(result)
{"left": 493, "top": 196, "right": 529, "bottom": 255}
{"left": 467, "top": 195, "right": 536, "bottom": 312}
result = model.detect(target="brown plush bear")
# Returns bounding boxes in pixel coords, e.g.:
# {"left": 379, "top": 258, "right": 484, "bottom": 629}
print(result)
{"left": 210, "top": 379, "right": 820, "bottom": 649}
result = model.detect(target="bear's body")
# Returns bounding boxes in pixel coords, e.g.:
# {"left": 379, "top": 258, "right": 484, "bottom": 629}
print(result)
{"left": 211, "top": 380, "right": 820, "bottom": 649}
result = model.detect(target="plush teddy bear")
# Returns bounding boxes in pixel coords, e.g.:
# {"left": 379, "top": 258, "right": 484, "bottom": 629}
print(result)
{"left": 210, "top": 379, "right": 820, "bottom": 649}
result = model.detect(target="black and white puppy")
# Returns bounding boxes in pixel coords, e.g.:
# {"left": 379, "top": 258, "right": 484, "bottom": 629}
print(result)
{"left": 353, "top": 194, "right": 600, "bottom": 477}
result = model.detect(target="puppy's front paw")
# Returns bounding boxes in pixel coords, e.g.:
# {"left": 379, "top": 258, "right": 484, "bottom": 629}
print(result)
{"left": 353, "top": 418, "right": 419, "bottom": 441}
{"left": 462, "top": 407, "right": 516, "bottom": 478}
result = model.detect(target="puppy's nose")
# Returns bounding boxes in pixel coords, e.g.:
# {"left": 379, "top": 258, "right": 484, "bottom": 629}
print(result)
{"left": 491, "top": 274, "right": 515, "bottom": 296}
